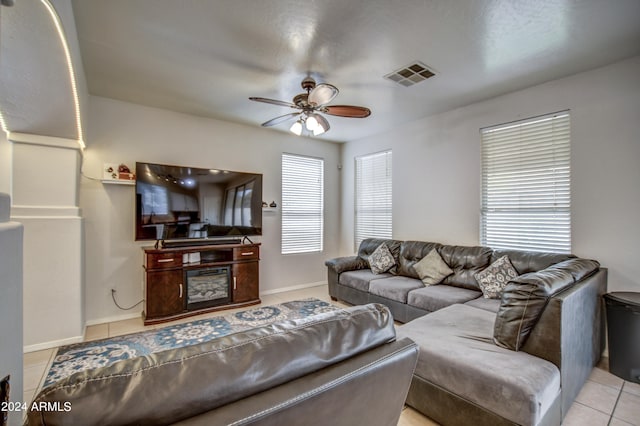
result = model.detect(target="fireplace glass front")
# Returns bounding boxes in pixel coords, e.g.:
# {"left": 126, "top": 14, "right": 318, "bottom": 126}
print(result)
{"left": 185, "top": 266, "right": 231, "bottom": 311}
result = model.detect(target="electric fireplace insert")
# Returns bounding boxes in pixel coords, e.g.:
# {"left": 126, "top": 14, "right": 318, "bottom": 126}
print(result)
{"left": 184, "top": 266, "right": 231, "bottom": 311}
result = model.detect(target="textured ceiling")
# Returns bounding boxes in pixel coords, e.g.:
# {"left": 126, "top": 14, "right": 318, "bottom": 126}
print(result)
{"left": 0, "top": 0, "right": 79, "bottom": 140}
{"left": 2, "top": 1, "right": 640, "bottom": 143}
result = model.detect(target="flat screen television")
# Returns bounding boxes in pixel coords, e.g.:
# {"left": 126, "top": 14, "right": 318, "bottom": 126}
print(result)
{"left": 135, "top": 162, "right": 263, "bottom": 242}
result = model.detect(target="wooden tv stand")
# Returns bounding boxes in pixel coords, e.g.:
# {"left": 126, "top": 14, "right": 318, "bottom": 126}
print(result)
{"left": 142, "top": 243, "right": 260, "bottom": 325}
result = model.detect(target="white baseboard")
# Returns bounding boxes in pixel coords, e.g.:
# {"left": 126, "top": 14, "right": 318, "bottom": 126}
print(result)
{"left": 84, "top": 311, "right": 142, "bottom": 327}
{"left": 79, "top": 284, "right": 327, "bottom": 329}
{"left": 260, "top": 281, "right": 327, "bottom": 296}
{"left": 24, "top": 335, "right": 83, "bottom": 353}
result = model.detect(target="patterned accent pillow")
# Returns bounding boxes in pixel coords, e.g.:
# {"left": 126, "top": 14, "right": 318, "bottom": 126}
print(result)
{"left": 474, "top": 255, "right": 519, "bottom": 299}
{"left": 368, "top": 243, "right": 396, "bottom": 274}
{"left": 413, "top": 249, "right": 453, "bottom": 286}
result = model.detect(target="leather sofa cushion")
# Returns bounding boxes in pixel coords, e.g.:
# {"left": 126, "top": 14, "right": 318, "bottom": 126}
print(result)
{"left": 494, "top": 269, "right": 574, "bottom": 351}
{"left": 439, "top": 245, "right": 493, "bottom": 290}
{"left": 554, "top": 258, "right": 600, "bottom": 282}
{"left": 407, "top": 286, "right": 482, "bottom": 312}
{"left": 493, "top": 258, "right": 600, "bottom": 351}
{"left": 28, "top": 304, "right": 396, "bottom": 426}
{"left": 491, "top": 249, "right": 574, "bottom": 275}
{"left": 369, "top": 276, "right": 424, "bottom": 303}
{"left": 398, "top": 241, "right": 442, "bottom": 278}
{"left": 398, "top": 304, "right": 560, "bottom": 426}
{"left": 339, "top": 269, "right": 391, "bottom": 292}
{"left": 325, "top": 255, "right": 368, "bottom": 274}
{"left": 464, "top": 297, "right": 501, "bottom": 313}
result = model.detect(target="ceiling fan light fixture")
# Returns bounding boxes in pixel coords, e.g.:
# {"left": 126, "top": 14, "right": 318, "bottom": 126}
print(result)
{"left": 305, "top": 114, "right": 319, "bottom": 131}
{"left": 290, "top": 120, "right": 303, "bottom": 136}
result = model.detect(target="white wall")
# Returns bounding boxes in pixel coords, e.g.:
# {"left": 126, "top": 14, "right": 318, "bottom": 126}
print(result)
{"left": 0, "top": 132, "right": 10, "bottom": 194}
{"left": 341, "top": 55, "right": 640, "bottom": 293}
{"left": 81, "top": 96, "right": 341, "bottom": 324}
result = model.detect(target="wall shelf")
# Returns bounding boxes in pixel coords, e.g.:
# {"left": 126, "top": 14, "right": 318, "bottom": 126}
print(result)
{"left": 102, "top": 179, "right": 135, "bottom": 186}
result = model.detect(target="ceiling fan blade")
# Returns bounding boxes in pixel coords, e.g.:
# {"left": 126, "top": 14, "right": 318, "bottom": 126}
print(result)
{"left": 323, "top": 105, "right": 371, "bottom": 118}
{"left": 261, "top": 112, "right": 300, "bottom": 127}
{"left": 249, "top": 97, "right": 298, "bottom": 109}
{"left": 308, "top": 83, "right": 339, "bottom": 106}
{"left": 313, "top": 114, "right": 330, "bottom": 135}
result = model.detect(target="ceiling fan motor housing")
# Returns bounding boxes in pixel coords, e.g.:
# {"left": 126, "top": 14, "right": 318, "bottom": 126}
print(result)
{"left": 301, "top": 77, "right": 316, "bottom": 91}
{"left": 293, "top": 93, "right": 309, "bottom": 107}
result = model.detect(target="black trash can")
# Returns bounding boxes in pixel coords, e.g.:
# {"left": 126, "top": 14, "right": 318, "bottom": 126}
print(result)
{"left": 604, "top": 292, "right": 640, "bottom": 383}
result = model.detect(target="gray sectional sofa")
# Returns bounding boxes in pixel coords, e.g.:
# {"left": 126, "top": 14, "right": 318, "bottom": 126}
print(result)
{"left": 26, "top": 304, "right": 418, "bottom": 426}
{"left": 325, "top": 238, "right": 608, "bottom": 426}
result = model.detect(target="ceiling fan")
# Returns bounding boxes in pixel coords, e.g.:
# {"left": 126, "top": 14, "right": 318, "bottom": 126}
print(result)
{"left": 249, "top": 77, "right": 371, "bottom": 136}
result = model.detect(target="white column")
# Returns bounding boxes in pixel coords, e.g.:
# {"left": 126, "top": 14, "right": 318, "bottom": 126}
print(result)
{"left": 0, "top": 193, "right": 23, "bottom": 426}
{"left": 9, "top": 133, "right": 84, "bottom": 351}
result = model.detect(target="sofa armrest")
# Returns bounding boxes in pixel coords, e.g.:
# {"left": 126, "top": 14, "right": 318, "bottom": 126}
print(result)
{"left": 493, "top": 258, "right": 601, "bottom": 351}
{"left": 325, "top": 256, "right": 368, "bottom": 274}
{"left": 522, "top": 268, "right": 607, "bottom": 417}
{"left": 177, "top": 337, "right": 419, "bottom": 426}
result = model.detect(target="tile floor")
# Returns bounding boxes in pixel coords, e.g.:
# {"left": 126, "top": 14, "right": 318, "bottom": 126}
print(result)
{"left": 24, "top": 284, "right": 640, "bottom": 425}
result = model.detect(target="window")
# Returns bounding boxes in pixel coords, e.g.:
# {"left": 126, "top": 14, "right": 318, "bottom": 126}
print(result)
{"left": 223, "top": 180, "right": 255, "bottom": 226}
{"left": 480, "top": 111, "right": 571, "bottom": 253}
{"left": 355, "top": 150, "right": 392, "bottom": 250}
{"left": 281, "top": 153, "right": 324, "bottom": 254}
{"left": 138, "top": 182, "right": 169, "bottom": 216}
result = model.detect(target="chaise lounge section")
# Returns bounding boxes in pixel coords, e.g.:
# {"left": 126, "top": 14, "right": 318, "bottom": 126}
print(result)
{"left": 326, "top": 238, "right": 607, "bottom": 425}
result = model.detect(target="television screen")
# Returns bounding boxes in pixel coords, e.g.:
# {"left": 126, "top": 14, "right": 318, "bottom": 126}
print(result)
{"left": 135, "top": 162, "right": 263, "bottom": 241}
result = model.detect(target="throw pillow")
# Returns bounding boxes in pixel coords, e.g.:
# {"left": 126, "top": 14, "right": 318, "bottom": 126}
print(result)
{"left": 368, "top": 243, "right": 396, "bottom": 274}
{"left": 413, "top": 249, "right": 453, "bottom": 286}
{"left": 474, "top": 255, "right": 519, "bottom": 299}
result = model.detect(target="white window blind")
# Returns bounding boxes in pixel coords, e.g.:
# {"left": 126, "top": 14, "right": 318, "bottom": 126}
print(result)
{"left": 281, "top": 153, "right": 324, "bottom": 254}
{"left": 355, "top": 150, "right": 392, "bottom": 250}
{"left": 481, "top": 111, "right": 571, "bottom": 253}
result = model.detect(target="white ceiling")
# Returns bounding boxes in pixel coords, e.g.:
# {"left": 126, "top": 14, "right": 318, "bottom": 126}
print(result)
{"left": 3, "top": 1, "right": 640, "bottom": 143}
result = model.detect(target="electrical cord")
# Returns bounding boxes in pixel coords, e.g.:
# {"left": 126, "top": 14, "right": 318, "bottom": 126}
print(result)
{"left": 111, "top": 289, "right": 144, "bottom": 310}
{"left": 78, "top": 148, "right": 102, "bottom": 181}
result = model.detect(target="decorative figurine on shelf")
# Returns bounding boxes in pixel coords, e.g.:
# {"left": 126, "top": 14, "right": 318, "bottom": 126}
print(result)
{"left": 106, "top": 165, "right": 117, "bottom": 179}
{"left": 117, "top": 164, "right": 136, "bottom": 181}
{"left": 262, "top": 201, "right": 268, "bottom": 208}
{"left": 269, "top": 201, "right": 277, "bottom": 208}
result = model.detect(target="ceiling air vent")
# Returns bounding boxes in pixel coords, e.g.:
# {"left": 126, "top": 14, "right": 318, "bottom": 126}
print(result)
{"left": 384, "top": 61, "right": 435, "bottom": 87}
